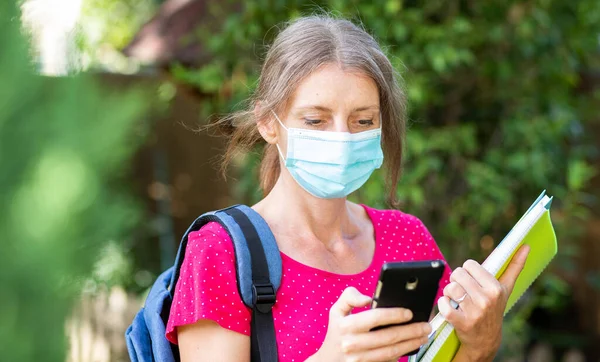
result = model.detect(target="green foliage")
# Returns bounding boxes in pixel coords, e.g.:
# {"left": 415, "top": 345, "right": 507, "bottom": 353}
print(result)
{"left": 0, "top": 2, "right": 149, "bottom": 360}
{"left": 76, "top": 0, "right": 157, "bottom": 70}
{"left": 173, "top": 0, "right": 600, "bottom": 356}
{"left": 81, "top": 0, "right": 154, "bottom": 49}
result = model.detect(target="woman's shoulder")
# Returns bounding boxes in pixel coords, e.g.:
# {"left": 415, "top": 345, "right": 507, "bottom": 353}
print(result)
{"left": 184, "top": 221, "right": 235, "bottom": 260}
{"left": 166, "top": 220, "right": 251, "bottom": 344}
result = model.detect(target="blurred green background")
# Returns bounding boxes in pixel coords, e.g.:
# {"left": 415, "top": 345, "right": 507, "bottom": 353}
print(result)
{"left": 3, "top": 0, "right": 599, "bottom": 361}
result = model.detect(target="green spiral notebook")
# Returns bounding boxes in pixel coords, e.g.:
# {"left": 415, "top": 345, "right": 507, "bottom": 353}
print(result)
{"left": 410, "top": 191, "right": 558, "bottom": 362}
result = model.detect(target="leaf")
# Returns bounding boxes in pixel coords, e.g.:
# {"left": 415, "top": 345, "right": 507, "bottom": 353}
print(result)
{"left": 567, "top": 160, "right": 597, "bottom": 191}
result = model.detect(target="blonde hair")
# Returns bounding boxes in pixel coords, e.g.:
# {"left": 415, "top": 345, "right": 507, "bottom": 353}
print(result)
{"left": 219, "top": 15, "right": 407, "bottom": 206}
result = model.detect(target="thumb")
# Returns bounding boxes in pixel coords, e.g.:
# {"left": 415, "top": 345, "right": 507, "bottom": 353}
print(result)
{"left": 499, "top": 244, "right": 530, "bottom": 294}
{"left": 330, "top": 287, "right": 372, "bottom": 317}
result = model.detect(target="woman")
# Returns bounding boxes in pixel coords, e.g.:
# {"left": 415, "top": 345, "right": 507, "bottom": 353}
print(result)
{"left": 165, "top": 15, "right": 529, "bottom": 362}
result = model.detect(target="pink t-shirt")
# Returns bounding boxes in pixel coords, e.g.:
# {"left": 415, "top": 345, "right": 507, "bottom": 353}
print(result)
{"left": 166, "top": 205, "right": 451, "bottom": 361}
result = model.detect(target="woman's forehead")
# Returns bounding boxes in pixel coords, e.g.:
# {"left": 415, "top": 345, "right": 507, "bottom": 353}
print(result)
{"left": 287, "top": 64, "right": 380, "bottom": 113}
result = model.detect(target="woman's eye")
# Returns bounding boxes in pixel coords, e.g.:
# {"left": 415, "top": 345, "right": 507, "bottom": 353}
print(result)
{"left": 358, "top": 119, "right": 374, "bottom": 126}
{"left": 304, "top": 118, "right": 323, "bottom": 126}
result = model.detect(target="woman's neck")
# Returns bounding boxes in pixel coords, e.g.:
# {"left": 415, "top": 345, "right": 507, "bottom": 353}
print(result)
{"left": 252, "top": 172, "right": 363, "bottom": 251}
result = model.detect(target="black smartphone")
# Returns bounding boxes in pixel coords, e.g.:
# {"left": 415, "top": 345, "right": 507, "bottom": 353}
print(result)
{"left": 371, "top": 260, "right": 445, "bottom": 355}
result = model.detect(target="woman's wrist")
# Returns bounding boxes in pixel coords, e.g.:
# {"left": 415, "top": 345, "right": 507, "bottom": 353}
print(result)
{"left": 452, "top": 344, "right": 496, "bottom": 362}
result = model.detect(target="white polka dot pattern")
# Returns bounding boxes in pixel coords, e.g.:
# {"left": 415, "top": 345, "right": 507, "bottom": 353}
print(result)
{"left": 165, "top": 205, "right": 452, "bottom": 362}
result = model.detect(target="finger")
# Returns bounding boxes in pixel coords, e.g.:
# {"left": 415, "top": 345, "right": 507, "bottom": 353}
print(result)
{"left": 498, "top": 244, "right": 530, "bottom": 294}
{"left": 450, "top": 267, "right": 486, "bottom": 305}
{"left": 330, "top": 287, "right": 372, "bottom": 317}
{"left": 438, "top": 296, "right": 466, "bottom": 327}
{"left": 340, "top": 322, "right": 430, "bottom": 353}
{"left": 343, "top": 307, "right": 413, "bottom": 333}
{"left": 443, "top": 282, "right": 467, "bottom": 303}
{"left": 462, "top": 259, "right": 498, "bottom": 289}
{"left": 461, "top": 259, "right": 508, "bottom": 307}
{"left": 345, "top": 335, "right": 428, "bottom": 362}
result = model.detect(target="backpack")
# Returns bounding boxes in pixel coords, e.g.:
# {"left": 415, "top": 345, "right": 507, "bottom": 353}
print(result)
{"left": 125, "top": 205, "right": 282, "bottom": 362}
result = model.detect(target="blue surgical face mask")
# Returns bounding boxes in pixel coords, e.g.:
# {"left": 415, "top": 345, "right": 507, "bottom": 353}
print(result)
{"left": 272, "top": 110, "right": 384, "bottom": 199}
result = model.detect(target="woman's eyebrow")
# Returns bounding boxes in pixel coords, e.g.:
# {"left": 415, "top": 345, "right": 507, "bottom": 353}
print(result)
{"left": 352, "top": 105, "right": 380, "bottom": 112}
{"left": 294, "top": 105, "right": 332, "bottom": 112}
{"left": 293, "top": 105, "right": 380, "bottom": 112}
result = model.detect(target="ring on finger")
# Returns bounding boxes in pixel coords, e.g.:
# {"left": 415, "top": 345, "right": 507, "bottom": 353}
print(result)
{"left": 450, "top": 293, "right": 468, "bottom": 309}
{"left": 455, "top": 293, "right": 468, "bottom": 303}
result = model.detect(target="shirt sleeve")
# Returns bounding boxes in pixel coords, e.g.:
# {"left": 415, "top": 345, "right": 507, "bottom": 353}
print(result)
{"left": 414, "top": 218, "right": 452, "bottom": 303}
{"left": 165, "top": 221, "right": 252, "bottom": 345}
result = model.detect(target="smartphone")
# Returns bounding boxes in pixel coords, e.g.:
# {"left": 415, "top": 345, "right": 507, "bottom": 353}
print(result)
{"left": 371, "top": 260, "right": 445, "bottom": 355}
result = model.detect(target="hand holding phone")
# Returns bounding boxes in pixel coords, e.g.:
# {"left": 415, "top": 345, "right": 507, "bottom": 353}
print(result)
{"left": 315, "top": 287, "right": 431, "bottom": 362}
{"left": 371, "top": 260, "right": 445, "bottom": 356}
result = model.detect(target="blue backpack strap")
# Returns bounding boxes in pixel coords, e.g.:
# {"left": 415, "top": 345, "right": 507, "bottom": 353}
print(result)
{"left": 222, "top": 206, "right": 280, "bottom": 362}
{"left": 168, "top": 204, "right": 281, "bottom": 362}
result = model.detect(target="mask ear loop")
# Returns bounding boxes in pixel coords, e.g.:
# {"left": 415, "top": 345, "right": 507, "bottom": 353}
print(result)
{"left": 270, "top": 110, "right": 288, "bottom": 162}
{"left": 271, "top": 110, "right": 289, "bottom": 131}
{"left": 373, "top": 113, "right": 383, "bottom": 147}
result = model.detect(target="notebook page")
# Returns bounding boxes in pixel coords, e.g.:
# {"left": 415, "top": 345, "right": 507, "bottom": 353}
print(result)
{"left": 482, "top": 196, "right": 549, "bottom": 276}
{"left": 411, "top": 315, "right": 449, "bottom": 361}
{"left": 421, "top": 323, "right": 454, "bottom": 361}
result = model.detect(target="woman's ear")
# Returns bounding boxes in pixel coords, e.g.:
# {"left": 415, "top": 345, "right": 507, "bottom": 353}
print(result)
{"left": 255, "top": 102, "right": 278, "bottom": 145}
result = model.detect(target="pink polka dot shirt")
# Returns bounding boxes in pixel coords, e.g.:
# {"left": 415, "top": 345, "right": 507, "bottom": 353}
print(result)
{"left": 166, "top": 205, "right": 451, "bottom": 361}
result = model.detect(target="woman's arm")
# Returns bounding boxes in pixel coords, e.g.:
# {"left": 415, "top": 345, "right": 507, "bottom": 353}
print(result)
{"left": 178, "top": 319, "right": 250, "bottom": 362}
{"left": 451, "top": 344, "right": 494, "bottom": 362}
